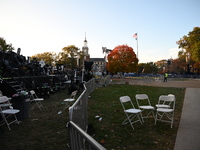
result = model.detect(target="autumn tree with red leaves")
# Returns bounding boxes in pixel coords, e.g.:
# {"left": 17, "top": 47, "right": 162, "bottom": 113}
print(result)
{"left": 107, "top": 45, "right": 138, "bottom": 73}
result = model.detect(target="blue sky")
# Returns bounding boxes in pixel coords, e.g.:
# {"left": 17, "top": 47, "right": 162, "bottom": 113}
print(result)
{"left": 0, "top": 0, "right": 199, "bottom": 63}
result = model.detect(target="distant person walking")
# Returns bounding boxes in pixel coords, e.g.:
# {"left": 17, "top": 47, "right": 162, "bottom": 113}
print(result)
{"left": 163, "top": 72, "right": 168, "bottom": 82}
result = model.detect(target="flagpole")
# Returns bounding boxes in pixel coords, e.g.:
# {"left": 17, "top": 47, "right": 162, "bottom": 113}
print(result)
{"left": 133, "top": 33, "right": 138, "bottom": 59}
{"left": 133, "top": 32, "right": 139, "bottom": 74}
{"left": 137, "top": 32, "right": 138, "bottom": 59}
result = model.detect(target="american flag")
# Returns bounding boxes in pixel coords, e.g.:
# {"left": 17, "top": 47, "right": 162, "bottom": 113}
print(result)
{"left": 133, "top": 33, "right": 138, "bottom": 40}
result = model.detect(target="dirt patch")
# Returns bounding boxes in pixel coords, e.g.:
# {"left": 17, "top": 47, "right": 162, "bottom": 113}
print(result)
{"left": 112, "top": 78, "right": 200, "bottom": 88}
{"left": 132, "top": 79, "right": 200, "bottom": 88}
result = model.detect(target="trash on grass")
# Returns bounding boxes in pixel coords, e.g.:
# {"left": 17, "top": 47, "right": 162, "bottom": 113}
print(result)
{"left": 58, "top": 111, "right": 62, "bottom": 114}
{"left": 99, "top": 117, "right": 102, "bottom": 122}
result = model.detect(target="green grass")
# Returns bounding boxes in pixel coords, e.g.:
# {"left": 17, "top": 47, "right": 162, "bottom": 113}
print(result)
{"left": 88, "top": 84, "right": 185, "bottom": 150}
{"left": 0, "top": 84, "right": 185, "bottom": 150}
{"left": 0, "top": 89, "right": 70, "bottom": 150}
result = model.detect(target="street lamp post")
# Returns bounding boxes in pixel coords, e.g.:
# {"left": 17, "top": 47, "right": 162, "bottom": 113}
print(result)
{"left": 186, "top": 52, "right": 191, "bottom": 74}
{"left": 102, "top": 47, "right": 111, "bottom": 74}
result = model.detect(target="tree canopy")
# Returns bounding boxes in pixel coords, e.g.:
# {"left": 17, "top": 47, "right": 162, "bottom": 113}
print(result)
{"left": 177, "top": 27, "right": 200, "bottom": 62}
{"left": 0, "top": 37, "right": 14, "bottom": 51}
{"left": 138, "top": 62, "right": 158, "bottom": 74}
{"left": 31, "top": 52, "right": 57, "bottom": 66}
{"left": 58, "top": 45, "right": 83, "bottom": 70}
{"left": 107, "top": 45, "right": 138, "bottom": 73}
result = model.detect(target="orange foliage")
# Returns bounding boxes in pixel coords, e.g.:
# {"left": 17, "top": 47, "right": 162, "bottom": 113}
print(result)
{"left": 107, "top": 45, "right": 138, "bottom": 73}
{"left": 194, "top": 62, "right": 200, "bottom": 74}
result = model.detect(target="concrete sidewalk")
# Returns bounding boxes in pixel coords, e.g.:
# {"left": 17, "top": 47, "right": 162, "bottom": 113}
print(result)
{"left": 174, "top": 88, "right": 200, "bottom": 150}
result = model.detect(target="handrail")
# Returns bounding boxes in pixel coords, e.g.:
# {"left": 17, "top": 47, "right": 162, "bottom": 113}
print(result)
{"left": 11, "top": 62, "right": 42, "bottom": 88}
{"left": 68, "top": 121, "right": 106, "bottom": 150}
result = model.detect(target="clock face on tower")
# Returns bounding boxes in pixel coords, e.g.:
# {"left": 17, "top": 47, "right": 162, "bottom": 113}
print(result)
{"left": 83, "top": 47, "right": 88, "bottom": 54}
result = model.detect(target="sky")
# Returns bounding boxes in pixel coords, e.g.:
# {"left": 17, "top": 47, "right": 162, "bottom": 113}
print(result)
{"left": 0, "top": 0, "right": 199, "bottom": 63}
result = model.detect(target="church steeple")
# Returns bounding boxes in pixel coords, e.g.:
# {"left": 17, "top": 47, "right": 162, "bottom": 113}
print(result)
{"left": 83, "top": 32, "right": 87, "bottom": 47}
{"left": 82, "top": 32, "right": 90, "bottom": 61}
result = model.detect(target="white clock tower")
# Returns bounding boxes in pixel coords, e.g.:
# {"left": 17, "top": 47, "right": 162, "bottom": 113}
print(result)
{"left": 82, "top": 33, "right": 90, "bottom": 61}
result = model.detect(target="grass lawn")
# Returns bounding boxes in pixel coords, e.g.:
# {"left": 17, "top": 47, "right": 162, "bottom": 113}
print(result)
{"left": 0, "top": 83, "right": 185, "bottom": 150}
{"left": 0, "top": 89, "right": 70, "bottom": 150}
{"left": 88, "top": 84, "right": 185, "bottom": 150}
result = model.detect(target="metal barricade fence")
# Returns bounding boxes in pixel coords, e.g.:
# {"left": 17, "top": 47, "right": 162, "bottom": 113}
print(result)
{"left": 68, "top": 78, "right": 106, "bottom": 149}
{"left": 69, "top": 78, "right": 95, "bottom": 131}
{"left": 68, "top": 121, "right": 106, "bottom": 150}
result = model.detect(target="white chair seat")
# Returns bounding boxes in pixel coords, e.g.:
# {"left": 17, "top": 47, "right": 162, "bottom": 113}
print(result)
{"left": 2, "top": 109, "right": 20, "bottom": 114}
{"left": 139, "top": 106, "right": 154, "bottom": 109}
{"left": 63, "top": 98, "right": 75, "bottom": 102}
{"left": 125, "top": 109, "right": 141, "bottom": 113}
{"left": 34, "top": 98, "right": 44, "bottom": 101}
{"left": 157, "top": 108, "right": 173, "bottom": 113}
{"left": 156, "top": 104, "right": 170, "bottom": 108}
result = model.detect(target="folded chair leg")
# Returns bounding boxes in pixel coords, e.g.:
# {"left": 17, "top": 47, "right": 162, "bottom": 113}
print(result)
{"left": 140, "top": 113, "right": 144, "bottom": 123}
{"left": 35, "top": 101, "right": 45, "bottom": 110}
{"left": 2, "top": 114, "right": 19, "bottom": 130}
{"left": 138, "top": 113, "right": 143, "bottom": 125}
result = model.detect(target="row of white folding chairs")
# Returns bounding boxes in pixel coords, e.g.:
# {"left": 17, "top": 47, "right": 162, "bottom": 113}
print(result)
{"left": 0, "top": 90, "right": 45, "bottom": 130}
{"left": 120, "top": 94, "right": 176, "bottom": 130}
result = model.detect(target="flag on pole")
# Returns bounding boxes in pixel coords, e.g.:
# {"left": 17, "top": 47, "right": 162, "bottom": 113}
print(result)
{"left": 133, "top": 33, "right": 138, "bottom": 40}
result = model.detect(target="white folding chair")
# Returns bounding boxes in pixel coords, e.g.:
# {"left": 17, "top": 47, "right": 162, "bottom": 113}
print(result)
{"left": 30, "top": 90, "right": 44, "bottom": 110}
{"left": 58, "top": 90, "right": 78, "bottom": 114}
{"left": 119, "top": 96, "right": 143, "bottom": 130}
{"left": 0, "top": 96, "right": 20, "bottom": 130}
{"left": 155, "top": 94, "right": 175, "bottom": 108}
{"left": 155, "top": 95, "right": 176, "bottom": 128}
{"left": 135, "top": 94, "right": 155, "bottom": 122}
{"left": 63, "top": 90, "right": 77, "bottom": 108}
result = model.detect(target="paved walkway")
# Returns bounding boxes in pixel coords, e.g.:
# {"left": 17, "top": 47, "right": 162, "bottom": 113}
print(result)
{"left": 174, "top": 88, "right": 200, "bottom": 150}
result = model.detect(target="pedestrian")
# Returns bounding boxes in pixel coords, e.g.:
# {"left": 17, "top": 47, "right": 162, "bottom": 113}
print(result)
{"left": 163, "top": 72, "right": 168, "bottom": 82}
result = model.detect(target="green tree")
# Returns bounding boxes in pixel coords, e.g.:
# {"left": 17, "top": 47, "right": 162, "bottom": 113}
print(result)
{"left": 107, "top": 45, "right": 138, "bottom": 73}
{"left": 31, "top": 52, "right": 57, "bottom": 66}
{"left": 58, "top": 45, "right": 83, "bottom": 70}
{"left": 0, "top": 37, "right": 14, "bottom": 51}
{"left": 138, "top": 62, "right": 158, "bottom": 74}
{"left": 177, "top": 27, "right": 200, "bottom": 62}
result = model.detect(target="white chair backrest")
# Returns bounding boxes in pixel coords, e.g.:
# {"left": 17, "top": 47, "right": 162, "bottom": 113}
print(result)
{"left": 0, "top": 96, "right": 9, "bottom": 103}
{"left": 168, "top": 94, "right": 175, "bottom": 100}
{"left": 159, "top": 95, "right": 175, "bottom": 102}
{"left": 120, "top": 96, "right": 131, "bottom": 103}
{"left": 30, "top": 90, "right": 36, "bottom": 95}
{"left": 135, "top": 94, "right": 152, "bottom": 107}
{"left": 0, "top": 96, "right": 11, "bottom": 111}
{"left": 120, "top": 96, "right": 136, "bottom": 110}
{"left": 71, "top": 90, "right": 77, "bottom": 97}
{"left": 30, "top": 90, "right": 39, "bottom": 99}
{"left": 135, "top": 94, "right": 148, "bottom": 100}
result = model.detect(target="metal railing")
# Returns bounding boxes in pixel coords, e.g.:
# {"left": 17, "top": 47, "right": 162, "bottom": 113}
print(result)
{"left": 68, "top": 77, "right": 107, "bottom": 150}
{"left": 95, "top": 75, "right": 111, "bottom": 87}
{"left": 68, "top": 121, "right": 106, "bottom": 150}
{"left": 69, "top": 78, "right": 96, "bottom": 131}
